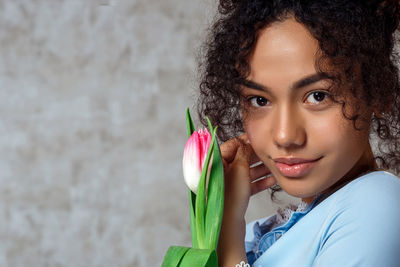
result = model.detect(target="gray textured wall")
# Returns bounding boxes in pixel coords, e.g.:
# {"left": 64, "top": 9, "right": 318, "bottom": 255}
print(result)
{"left": 0, "top": 1, "right": 298, "bottom": 266}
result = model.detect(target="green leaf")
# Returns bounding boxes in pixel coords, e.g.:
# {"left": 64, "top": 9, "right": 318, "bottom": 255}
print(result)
{"left": 161, "top": 246, "right": 191, "bottom": 267}
{"left": 206, "top": 117, "right": 214, "bottom": 133}
{"left": 178, "top": 248, "right": 218, "bottom": 267}
{"left": 186, "top": 108, "right": 198, "bottom": 248}
{"left": 189, "top": 189, "right": 198, "bottom": 248}
{"left": 204, "top": 126, "right": 225, "bottom": 250}
{"left": 186, "top": 108, "right": 195, "bottom": 138}
{"left": 195, "top": 129, "right": 216, "bottom": 248}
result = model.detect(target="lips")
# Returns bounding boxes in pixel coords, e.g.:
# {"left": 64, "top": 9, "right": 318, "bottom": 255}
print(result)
{"left": 273, "top": 156, "right": 322, "bottom": 178}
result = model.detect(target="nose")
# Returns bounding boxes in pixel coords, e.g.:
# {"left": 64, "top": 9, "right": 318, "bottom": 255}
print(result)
{"left": 272, "top": 104, "right": 306, "bottom": 149}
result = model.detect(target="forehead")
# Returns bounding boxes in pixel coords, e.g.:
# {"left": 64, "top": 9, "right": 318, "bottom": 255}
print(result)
{"left": 248, "top": 17, "right": 320, "bottom": 81}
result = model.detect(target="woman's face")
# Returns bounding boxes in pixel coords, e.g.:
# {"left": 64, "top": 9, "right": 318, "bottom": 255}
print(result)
{"left": 240, "top": 17, "right": 375, "bottom": 202}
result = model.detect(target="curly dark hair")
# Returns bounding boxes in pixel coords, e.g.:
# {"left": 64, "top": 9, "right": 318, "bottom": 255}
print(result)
{"left": 196, "top": 0, "right": 400, "bottom": 200}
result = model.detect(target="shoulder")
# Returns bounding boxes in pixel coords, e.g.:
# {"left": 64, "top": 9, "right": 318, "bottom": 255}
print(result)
{"left": 315, "top": 170, "right": 400, "bottom": 224}
{"left": 314, "top": 171, "right": 400, "bottom": 266}
{"left": 329, "top": 170, "right": 400, "bottom": 223}
{"left": 341, "top": 170, "right": 400, "bottom": 208}
{"left": 350, "top": 170, "right": 400, "bottom": 187}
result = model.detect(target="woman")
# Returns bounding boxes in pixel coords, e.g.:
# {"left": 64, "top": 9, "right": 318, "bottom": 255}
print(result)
{"left": 196, "top": 0, "right": 400, "bottom": 266}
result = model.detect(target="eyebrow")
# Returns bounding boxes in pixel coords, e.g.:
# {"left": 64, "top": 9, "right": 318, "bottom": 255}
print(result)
{"left": 240, "top": 72, "right": 331, "bottom": 93}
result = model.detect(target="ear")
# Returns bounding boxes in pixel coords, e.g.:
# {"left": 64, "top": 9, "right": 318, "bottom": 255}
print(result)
{"left": 373, "top": 110, "right": 384, "bottom": 119}
{"left": 373, "top": 108, "right": 389, "bottom": 119}
{"left": 372, "top": 101, "right": 393, "bottom": 119}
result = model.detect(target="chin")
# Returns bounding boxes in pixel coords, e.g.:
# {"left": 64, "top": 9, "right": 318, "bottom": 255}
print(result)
{"left": 277, "top": 179, "right": 321, "bottom": 199}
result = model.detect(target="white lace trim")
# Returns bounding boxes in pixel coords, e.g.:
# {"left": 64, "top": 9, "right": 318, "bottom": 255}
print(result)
{"left": 275, "top": 201, "right": 308, "bottom": 225}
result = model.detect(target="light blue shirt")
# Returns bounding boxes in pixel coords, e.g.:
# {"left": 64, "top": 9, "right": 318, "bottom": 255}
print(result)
{"left": 245, "top": 171, "right": 400, "bottom": 266}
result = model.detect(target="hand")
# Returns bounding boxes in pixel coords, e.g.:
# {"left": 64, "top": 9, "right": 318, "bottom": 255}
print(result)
{"left": 217, "top": 133, "right": 277, "bottom": 266}
{"left": 220, "top": 133, "right": 277, "bottom": 220}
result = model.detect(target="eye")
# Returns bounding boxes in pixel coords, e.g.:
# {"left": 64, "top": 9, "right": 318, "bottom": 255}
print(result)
{"left": 247, "top": 96, "right": 270, "bottom": 107}
{"left": 305, "top": 91, "right": 330, "bottom": 104}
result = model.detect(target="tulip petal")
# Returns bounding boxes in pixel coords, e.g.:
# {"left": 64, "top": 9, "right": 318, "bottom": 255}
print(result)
{"left": 199, "top": 128, "right": 212, "bottom": 170}
{"left": 183, "top": 131, "right": 203, "bottom": 194}
{"left": 182, "top": 127, "right": 212, "bottom": 196}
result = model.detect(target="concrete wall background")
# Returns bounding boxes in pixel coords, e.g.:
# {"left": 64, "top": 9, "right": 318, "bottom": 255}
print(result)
{"left": 0, "top": 1, "right": 298, "bottom": 266}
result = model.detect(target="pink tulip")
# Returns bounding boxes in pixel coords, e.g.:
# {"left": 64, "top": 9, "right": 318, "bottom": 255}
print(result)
{"left": 182, "top": 128, "right": 212, "bottom": 194}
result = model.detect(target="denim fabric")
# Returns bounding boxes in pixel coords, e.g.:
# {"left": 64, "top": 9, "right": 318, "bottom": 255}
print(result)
{"left": 244, "top": 171, "right": 400, "bottom": 267}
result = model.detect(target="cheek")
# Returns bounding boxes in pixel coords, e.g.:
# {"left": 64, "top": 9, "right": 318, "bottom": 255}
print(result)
{"left": 313, "top": 112, "right": 368, "bottom": 162}
{"left": 243, "top": 117, "right": 267, "bottom": 147}
{"left": 308, "top": 114, "right": 342, "bottom": 151}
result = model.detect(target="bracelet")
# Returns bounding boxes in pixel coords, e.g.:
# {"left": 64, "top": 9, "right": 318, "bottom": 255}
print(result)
{"left": 236, "top": 260, "right": 262, "bottom": 267}
{"left": 236, "top": 261, "right": 250, "bottom": 267}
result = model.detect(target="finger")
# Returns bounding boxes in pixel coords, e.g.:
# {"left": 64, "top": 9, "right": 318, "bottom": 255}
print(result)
{"left": 249, "top": 163, "right": 271, "bottom": 182}
{"left": 232, "top": 142, "right": 251, "bottom": 166}
{"left": 237, "top": 133, "right": 249, "bottom": 143}
{"left": 234, "top": 143, "right": 264, "bottom": 171}
{"left": 250, "top": 176, "right": 277, "bottom": 196}
{"left": 236, "top": 136, "right": 261, "bottom": 166}
{"left": 220, "top": 133, "right": 248, "bottom": 164}
{"left": 220, "top": 138, "right": 240, "bottom": 164}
